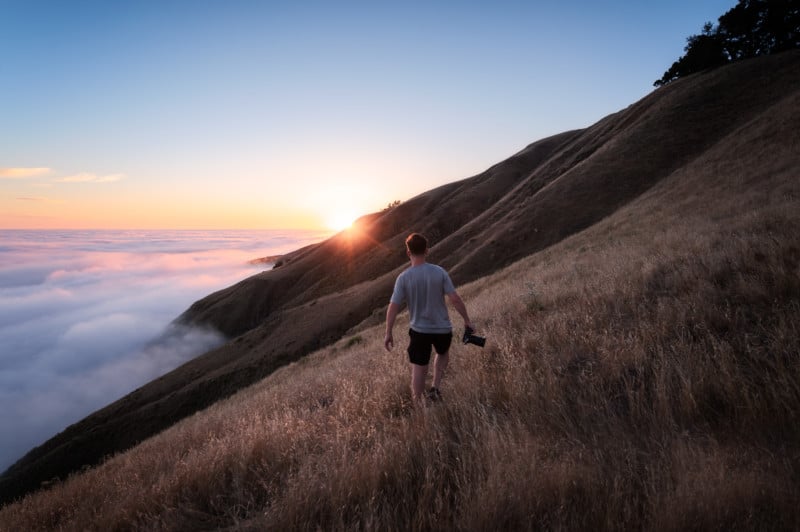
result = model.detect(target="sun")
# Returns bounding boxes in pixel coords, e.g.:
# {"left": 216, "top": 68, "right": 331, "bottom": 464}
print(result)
{"left": 326, "top": 211, "right": 358, "bottom": 232}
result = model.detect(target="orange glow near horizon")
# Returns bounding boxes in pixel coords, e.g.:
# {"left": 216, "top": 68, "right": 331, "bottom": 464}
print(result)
{"left": 0, "top": 187, "right": 343, "bottom": 231}
{"left": 0, "top": 166, "right": 398, "bottom": 231}
{"left": 0, "top": 195, "right": 375, "bottom": 231}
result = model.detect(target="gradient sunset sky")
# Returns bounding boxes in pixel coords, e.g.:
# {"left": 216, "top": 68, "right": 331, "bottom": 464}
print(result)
{"left": 1, "top": 0, "right": 735, "bottom": 230}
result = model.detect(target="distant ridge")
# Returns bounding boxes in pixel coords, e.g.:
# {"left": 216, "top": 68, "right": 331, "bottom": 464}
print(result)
{"left": 2, "top": 50, "right": 798, "bottom": 507}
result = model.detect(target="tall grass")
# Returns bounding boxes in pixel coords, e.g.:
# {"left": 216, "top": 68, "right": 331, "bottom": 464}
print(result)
{"left": 2, "top": 169, "right": 799, "bottom": 530}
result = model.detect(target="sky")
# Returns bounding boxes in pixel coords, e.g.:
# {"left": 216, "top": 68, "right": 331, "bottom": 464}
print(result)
{"left": 0, "top": 229, "right": 327, "bottom": 471}
{"left": 0, "top": 0, "right": 737, "bottom": 230}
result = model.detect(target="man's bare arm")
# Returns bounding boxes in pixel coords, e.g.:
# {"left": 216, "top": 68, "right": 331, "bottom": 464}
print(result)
{"left": 446, "top": 291, "right": 473, "bottom": 329}
{"left": 384, "top": 302, "right": 401, "bottom": 351}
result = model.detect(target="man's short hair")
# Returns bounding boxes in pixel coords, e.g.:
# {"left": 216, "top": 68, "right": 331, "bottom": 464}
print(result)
{"left": 405, "top": 233, "right": 428, "bottom": 256}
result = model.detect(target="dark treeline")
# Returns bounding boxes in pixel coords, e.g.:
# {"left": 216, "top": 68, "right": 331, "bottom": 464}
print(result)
{"left": 655, "top": 0, "right": 799, "bottom": 86}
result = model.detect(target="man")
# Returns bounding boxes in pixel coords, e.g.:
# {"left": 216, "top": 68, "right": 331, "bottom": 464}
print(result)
{"left": 384, "top": 233, "right": 474, "bottom": 405}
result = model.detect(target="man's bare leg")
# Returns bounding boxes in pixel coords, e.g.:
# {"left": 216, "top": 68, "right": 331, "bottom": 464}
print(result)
{"left": 432, "top": 352, "right": 448, "bottom": 390}
{"left": 411, "top": 363, "right": 428, "bottom": 405}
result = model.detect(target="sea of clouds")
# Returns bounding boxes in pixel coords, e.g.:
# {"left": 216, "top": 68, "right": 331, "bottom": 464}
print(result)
{"left": 0, "top": 229, "right": 328, "bottom": 473}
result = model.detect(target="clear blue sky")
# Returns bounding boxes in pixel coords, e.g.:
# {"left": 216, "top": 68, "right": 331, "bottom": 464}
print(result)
{"left": 1, "top": 0, "right": 736, "bottom": 229}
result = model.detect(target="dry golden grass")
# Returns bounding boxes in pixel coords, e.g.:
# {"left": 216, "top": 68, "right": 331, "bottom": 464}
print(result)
{"left": 1, "top": 137, "right": 798, "bottom": 531}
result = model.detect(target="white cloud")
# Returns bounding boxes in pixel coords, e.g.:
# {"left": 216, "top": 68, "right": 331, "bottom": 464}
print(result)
{"left": 55, "top": 173, "right": 125, "bottom": 183}
{"left": 0, "top": 167, "right": 124, "bottom": 185}
{"left": 0, "top": 229, "right": 327, "bottom": 472}
{"left": 0, "top": 167, "right": 51, "bottom": 179}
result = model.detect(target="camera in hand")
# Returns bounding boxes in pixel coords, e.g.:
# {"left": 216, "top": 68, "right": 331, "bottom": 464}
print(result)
{"left": 462, "top": 326, "right": 486, "bottom": 348}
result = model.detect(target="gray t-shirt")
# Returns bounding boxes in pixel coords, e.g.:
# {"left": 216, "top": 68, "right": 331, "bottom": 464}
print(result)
{"left": 390, "top": 262, "right": 456, "bottom": 334}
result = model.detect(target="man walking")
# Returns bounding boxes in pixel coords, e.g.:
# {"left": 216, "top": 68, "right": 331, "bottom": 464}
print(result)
{"left": 384, "top": 233, "right": 474, "bottom": 405}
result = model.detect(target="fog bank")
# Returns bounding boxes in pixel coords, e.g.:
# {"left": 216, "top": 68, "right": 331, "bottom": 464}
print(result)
{"left": 0, "top": 229, "right": 328, "bottom": 472}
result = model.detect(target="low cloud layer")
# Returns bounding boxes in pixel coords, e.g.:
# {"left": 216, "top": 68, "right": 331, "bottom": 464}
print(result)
{"left": 54, "top": 172, "right": 125, "bottom": 183}
{"left": 0, "top": 229, "right": 328, "bottom": 472}
{"left": 0, "top": 168, "right": 51, "bottom": 179}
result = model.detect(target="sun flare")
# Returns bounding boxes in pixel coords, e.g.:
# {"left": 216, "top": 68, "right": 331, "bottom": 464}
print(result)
{"left": 326, "top": 211, "right": 358, "bottom": 232}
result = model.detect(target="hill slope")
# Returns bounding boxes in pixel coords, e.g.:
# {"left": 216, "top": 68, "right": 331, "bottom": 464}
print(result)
{"left": 1, "top": 50, "right": 799, "bottom": 509}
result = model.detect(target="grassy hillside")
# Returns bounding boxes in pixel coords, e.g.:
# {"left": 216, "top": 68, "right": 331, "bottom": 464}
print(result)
{"left": 1, "top": 52, "right": 799, "bottom": 529}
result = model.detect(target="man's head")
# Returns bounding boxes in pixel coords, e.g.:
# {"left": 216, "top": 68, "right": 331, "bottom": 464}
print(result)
{"left": 405, "top": 233, "right": 428, "bottom": 257}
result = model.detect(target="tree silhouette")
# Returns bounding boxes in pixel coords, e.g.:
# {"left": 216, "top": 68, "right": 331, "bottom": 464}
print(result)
{"left": 655, "top": 0, "right": 800, "bottom": 86}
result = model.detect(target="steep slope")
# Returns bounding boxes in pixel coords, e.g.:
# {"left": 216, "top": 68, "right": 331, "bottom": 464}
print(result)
{"left": 1, "top": 50, "right": 798, "bottom": 507}
{"left": 1, "top": 49, "right": 798, "bottom": 528}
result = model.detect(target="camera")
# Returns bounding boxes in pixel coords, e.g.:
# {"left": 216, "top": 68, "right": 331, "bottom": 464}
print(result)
{"left": 462, "top": 326, "right": 486, "bottom": 348}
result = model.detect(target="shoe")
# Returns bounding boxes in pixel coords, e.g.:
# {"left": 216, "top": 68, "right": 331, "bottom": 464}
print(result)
{"left": 427, "top": 387, "right": 442, "bottom": 402}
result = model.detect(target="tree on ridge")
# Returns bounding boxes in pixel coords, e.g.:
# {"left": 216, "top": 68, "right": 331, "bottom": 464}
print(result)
{"left": 655, "top": 0, "right": 800, "bottom": 86}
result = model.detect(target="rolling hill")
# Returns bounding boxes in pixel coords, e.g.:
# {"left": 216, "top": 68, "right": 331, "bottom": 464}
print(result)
{"left": 1, "top": 50, "right": 798, "bottom": 523}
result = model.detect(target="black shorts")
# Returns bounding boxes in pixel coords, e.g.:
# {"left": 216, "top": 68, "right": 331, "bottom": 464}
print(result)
{"left": 407, "top": 328, "right": 452, "bottom": 366}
